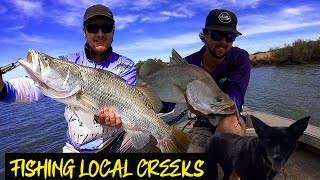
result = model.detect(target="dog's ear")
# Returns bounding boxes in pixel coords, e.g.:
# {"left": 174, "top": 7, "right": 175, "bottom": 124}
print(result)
{"left": 290, "top": 116, "right": 310, "bottom": 137}
{"left": 251, "top": 115, "right": 270, "bottom": 137}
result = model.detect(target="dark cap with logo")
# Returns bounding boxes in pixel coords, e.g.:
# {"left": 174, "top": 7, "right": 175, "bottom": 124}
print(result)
{"left": 205, "top": 9, "right": 241, "bottom": 35}
{"left": 83, "top": 4, "right": 114, "bottom": 24}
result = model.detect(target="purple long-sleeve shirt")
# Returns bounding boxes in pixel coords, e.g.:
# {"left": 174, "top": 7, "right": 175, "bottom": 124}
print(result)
{"left": 185, "top": 46, "right": 251, "bottom": 112}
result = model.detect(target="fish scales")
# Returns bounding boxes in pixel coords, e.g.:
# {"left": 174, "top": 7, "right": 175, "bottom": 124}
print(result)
{"left": 18, "top": 50, "right": 191, "bottom": 153}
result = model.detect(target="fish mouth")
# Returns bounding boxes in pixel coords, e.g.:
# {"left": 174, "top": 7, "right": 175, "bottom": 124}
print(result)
{"left": 27, "top": 50, "right": 33, "bottom": 63}
{"left": 18, "top": 58, "right": 32, "bottom": 72}
{"left": 18, "top": 50, "right": 48, "bottom": 89}
{"left": 221, "top": 104, "right": 236, "bottom": 114}
{"left": 18, "top": 59, "right": 43, "bottom": 85}
{"left": 19, "top": 50, "right": 39, "bottom": 71}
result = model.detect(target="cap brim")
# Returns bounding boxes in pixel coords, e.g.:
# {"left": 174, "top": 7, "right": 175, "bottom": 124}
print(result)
{"left": 84, "top": 14, "right": 115, "bottom": 23}
{"left": 206, "top": 26, "right": 242, "bottom": 35}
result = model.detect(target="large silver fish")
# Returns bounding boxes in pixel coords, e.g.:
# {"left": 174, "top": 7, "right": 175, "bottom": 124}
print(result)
{"left": 139, "top": 49, "right": 236, "bottom": 115}
{"left": 18, "top": 49, "right": 191, "bottom": 153}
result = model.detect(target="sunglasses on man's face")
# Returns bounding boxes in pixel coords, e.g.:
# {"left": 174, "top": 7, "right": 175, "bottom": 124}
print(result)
{"left": 209, "top": 31, "right": 237, "bottom": 42}
{"left": 85, "top": 23, "right": 114, "bottom": 34}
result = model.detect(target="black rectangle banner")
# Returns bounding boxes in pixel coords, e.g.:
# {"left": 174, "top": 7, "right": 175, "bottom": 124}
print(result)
{"left": 5, "top": 153, "right": 212, "bottom": 179}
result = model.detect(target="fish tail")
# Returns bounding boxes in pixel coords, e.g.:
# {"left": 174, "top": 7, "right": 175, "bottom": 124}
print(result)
{"left": 235, "top": 103, "right": 245, "bottom": 128}
{"left": 158, "top": 128, "right": 191, "bottom": 153}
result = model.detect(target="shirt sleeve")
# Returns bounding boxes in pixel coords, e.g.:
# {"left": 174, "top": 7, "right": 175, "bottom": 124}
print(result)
{"left": 223, "top": 50, "right": 251, "bottom": 112}
{"left": 1, "top": 77, "right": 45, "bottom": 103}
{"left": 118, "top": 57, "right": 137, "bottom": 86}
{"left": 121, "top": 65, "right": 137, "bottom": 86}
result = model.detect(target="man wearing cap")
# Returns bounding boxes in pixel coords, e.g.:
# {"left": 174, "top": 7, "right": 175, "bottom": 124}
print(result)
{"left": 183, "top": 9, "right": 250, "bottom": 152}
{"left": 0, "top": 4, "right": 156, "bottom": 153}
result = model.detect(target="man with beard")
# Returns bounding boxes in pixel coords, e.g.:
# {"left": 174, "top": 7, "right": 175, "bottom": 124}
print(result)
{"left": 183, "top": 9, "right": 251, "bottom": 152}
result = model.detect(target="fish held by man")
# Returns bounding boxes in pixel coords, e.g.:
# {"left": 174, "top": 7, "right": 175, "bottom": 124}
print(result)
{"left": 18, "top": 49, "right": 191, "bottom": 153}
{"left": 138, "top": 49, "right": 236, "bottom": 116}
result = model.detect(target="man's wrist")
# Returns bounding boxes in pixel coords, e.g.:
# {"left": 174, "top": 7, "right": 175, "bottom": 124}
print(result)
{"left": 0, "top": 81, "right": 7, "bottom": 100}
{"left": 0, "top": 76, "right": 4, "bottom": 92}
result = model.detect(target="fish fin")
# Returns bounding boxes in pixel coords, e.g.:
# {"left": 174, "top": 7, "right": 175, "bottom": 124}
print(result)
{"left": 186, "top": 80, "right": 213, "bottom": 115}
{"left": 235, "top": 103, "right": 245, "bottom": 128}
{"left": 169, "top": 49, "right": 188, "bottom": 65}
{"left": 138, "top": 59, "right": 166, "bottom": 78}
{"left": 135, "top": 86, "right": 162, "bottom": 113}
{"left": 127, "top": 130, "right": 151, "bottom": 149}
{"left": 72, "top": 107, "right": 96, "bottom": 127}
{"left": 157, "top": 127, "right": 191, "bottom": 153}
{"left": 171, "top": 103, "right": 188, "bottom": 117}
{"left": 78, "top": 95, "right": 99, "bottom": 110}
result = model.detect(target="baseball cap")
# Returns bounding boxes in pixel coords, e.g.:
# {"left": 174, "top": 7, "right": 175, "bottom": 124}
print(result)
{"left": 83, "top": 4, "right": 114, "bottom": 24}
{"left": 205, "top": 9, "right": 241, "bottom": 35}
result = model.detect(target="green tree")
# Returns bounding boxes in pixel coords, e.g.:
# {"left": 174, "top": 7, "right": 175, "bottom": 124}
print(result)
{"left": 135, "top": 60, "right": 144, "bottom": 73}
{"left": 270, "top": 39, "right": 320, "bottom": 65}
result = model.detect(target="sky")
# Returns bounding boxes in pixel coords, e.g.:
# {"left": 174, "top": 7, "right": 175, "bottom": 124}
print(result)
{"left": 1, "top": 0, "right": 320, "bottom": 79}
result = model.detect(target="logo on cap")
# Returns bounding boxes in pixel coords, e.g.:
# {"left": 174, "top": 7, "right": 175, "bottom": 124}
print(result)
{"left": 218, "top": 12, "right": 231, "bottom": 23}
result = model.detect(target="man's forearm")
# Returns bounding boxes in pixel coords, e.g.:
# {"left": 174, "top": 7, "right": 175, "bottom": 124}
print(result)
{"left": 0, "top": 79, "right": 3, "bottom": 90}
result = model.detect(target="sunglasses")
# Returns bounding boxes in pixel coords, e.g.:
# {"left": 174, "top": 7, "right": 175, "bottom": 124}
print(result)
{"left": 85, "top": 23, "right": 114, "bottom": 34}
{"left": 209, "top": 31, "right": 237, "bottom": 42}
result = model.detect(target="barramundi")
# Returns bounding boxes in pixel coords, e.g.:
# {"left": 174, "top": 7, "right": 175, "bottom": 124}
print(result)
{"left": 138, "top": 49, "right": 236, "bottom": 116}
{"left": 18, "top": 49, "right": 191, "bottom": 153}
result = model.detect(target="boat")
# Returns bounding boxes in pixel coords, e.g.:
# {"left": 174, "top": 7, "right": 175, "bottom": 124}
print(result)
{"left": 160, "top": 108, "right": 320, "bottom": 180}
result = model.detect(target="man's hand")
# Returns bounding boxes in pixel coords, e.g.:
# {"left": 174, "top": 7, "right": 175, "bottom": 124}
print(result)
{"left": 139, "top": 81, "right": 151, "bottom": 88}
{"left": 95, "top": 107, "right": 122, "bottom": 128}
{"left": 0, "top": 75, "right": 4, "bottom": 91}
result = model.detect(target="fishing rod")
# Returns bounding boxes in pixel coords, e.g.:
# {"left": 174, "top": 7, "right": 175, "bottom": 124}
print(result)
{"left": 0, "top": 60, "right": 21, "bottom": 75}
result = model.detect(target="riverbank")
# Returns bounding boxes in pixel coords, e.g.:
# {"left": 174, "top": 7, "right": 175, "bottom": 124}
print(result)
{"left": 250, "top": 39, "right": 320, "bottom": 67}
{"left": 249, "top": 51, "right": 320, "bottom": 67}
{"left": 249, "top": 51, "right": 272, "bottom": 67}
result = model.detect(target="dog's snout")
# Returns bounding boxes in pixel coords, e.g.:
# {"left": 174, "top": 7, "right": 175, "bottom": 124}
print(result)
{"left": 273, "top": 156, "right": 283, "bottom": 162}
{"left": 273, "top": 154, "right": 279, "bottom": 159}
{"left": 272, "top": 145, "right": 281, "bottom": 159}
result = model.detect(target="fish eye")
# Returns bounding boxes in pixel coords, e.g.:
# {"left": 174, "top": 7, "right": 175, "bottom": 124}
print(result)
{"left": 216, "top": 96, "right": 223, "bottom": 102}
